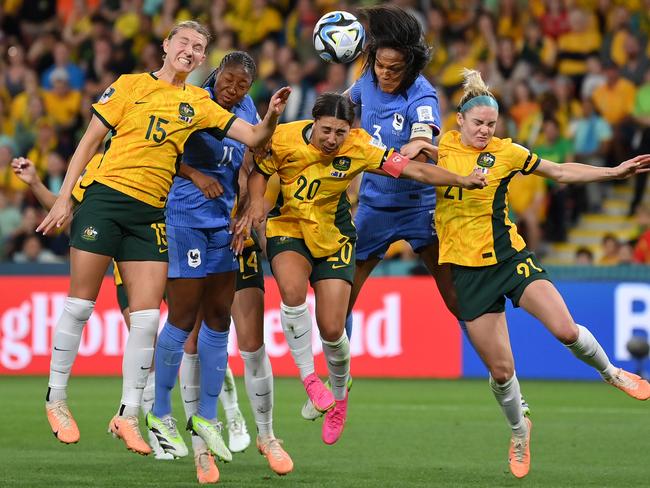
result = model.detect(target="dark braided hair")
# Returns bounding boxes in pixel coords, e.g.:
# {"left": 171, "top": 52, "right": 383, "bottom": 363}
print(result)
{"left": 201, "top": 51, "right": 257, "bottom": 89}
{"left": 357, "top": 5, "right": 431, "bottom": 93}
{"left": 312, "top": 92, "right": 355, "bottom": 126}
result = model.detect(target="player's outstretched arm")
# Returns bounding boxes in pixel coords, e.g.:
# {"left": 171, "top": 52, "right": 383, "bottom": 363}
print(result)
{"left": 226, "top": 87, "right": 291, "bottom": 148}
{"left": 11, "top": 157, "right": 57, "bottom": 209}
{"left": 37, "top": 115, "right": 109, "bottom": 234}
{"left": 400, "top": 160, "right": 487, "bottom": 189}
{"left": 533, "top": 154, "right": 650, "bottom": 183}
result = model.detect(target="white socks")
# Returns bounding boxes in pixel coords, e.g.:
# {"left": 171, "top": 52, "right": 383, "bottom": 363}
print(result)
{"left": 47, "top": 297, "right": 95, "bottom": 402}
{"left": 220, "top": 365, "right": 240, "bottom": 422}
{"left": 566, "top": 324, "right": 617, "bottom": 379}
{"left": 180, "top": 352, "right": 200, "bottom": 420}
{"left": 489, "top": 373, "right": 527, "bottom": 437}
{"left": 322, "top": 334, "right": 350, "bottom": 401}
{"left": 141, "top": 371, "right": 155, "bottom": 416}
{"left": 241, "top": 345, "right": 274, "bottom": 438}
{"left": 280, "top": 302, "right": 314, "bottom": 380}
{"left": 120, "top": 309, "right": 159, "bottom": 417}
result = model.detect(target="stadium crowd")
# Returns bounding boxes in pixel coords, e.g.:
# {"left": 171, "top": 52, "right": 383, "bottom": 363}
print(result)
{"left": 0, "top": 0, "right": 649, "bottom": 264}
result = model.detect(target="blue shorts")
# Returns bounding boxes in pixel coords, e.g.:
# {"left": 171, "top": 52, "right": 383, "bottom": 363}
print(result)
{"left": 167, "top": 224, "right": 237, "bottom": 279}
{"left": 354, "top": 204, "right": 436, "bottom": 261}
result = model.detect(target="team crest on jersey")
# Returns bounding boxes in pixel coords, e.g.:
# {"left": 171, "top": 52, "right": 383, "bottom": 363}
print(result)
{"left": 392, "top": 113, "right": 404, "bottom": 131}
{"left": 187, "top": 249, "right": 201, "bottom": 268}
{"left": 98, "top": 87, "right": 115, "bottom": 104}
{"left": 179, "top": 103, "right": 195, "bottom": 124}
{"left": 81, "top": 226, "right": 98, "bottom": 242}
{"left": 477, "top": 152, "right": 496, "bottom": 168}
{"left": 332, "top": 156, "right": 351, "bottom": 171}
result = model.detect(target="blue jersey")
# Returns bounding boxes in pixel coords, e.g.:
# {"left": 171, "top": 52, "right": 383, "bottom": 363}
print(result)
{"left": 166, "top": 89, "right": 259, "bottom": 228}
{"left": 350, "top": 71, "right": 441, "bottom": 208}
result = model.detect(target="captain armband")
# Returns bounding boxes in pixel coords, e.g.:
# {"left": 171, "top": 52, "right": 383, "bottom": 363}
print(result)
{"left": 382, "top": 151, "right": 410, "bottom": 178}
{"left": 410, "top": 123, "right": 434, "bottom": 140}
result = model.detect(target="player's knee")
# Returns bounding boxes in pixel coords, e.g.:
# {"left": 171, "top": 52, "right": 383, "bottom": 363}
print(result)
{"left": 279, "top": 286, "right": 308, "bottom": 307}
{"left": 318, "top": 320, "right": 345, "bottom": 343}
{"left": 555, "top": 322, "right": 579, "bottom": 345}
{"left": 489, "top": 364, "right": 515, "bottom": 385}
{"left": 203, "top": 308, "right": 232, "bottom": 332}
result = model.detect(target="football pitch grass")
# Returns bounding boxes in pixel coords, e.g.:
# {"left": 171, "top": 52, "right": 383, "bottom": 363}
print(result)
{"left": 1, "top": 376, "right": 648, "bottom": 487}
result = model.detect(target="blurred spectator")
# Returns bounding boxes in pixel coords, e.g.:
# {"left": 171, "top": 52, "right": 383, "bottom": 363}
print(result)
{"left": 0, "top": 192, "right": 21, "bottom": 244}
{"left": 534, "top": 118, "right": 574, "bottom": 242}
{"left": 554, "top": 8, "right": 601, "bottom": 88}
{"left": 540, "top": 0, "right": 570, "bottom": 39}
{"left": 12, "top": 233, "right": 63, "bottom": 264}
{"left": 575, "top": 246, "right": 594, "bottom": 265}
{"left": 568, "top": 97, "right": 612, "bottom": 211}
{"left": 41, "top": 41, "right": 86, "bottom": 91}
{"left": 620, "top": 31, "right": 649, "bottom": 85}
{"left": 0, "top": 136, "right": 21, "bottom": 194}
{"left": 618, "top": 241, "right": 635, "bottom": 265}
{"left": 225, "top": 0, "right": 283, "bottom": 49}
{"left": 592, "top": 60, "right": 637, "bottom": 163}
{"left": 279, "top": 60, "right": 315, "bottom": 122}
{"left": 26, "top": 118, "right": 58, "bottom": 180}
{"left": 316, "top": 63, "right": 347, "bottom": 95}
{"left": 489, "top": 37, "right": 531, "bottom": 107}
{"left": 43, "top": 152, "right": 66, "bottom": 195}
{"left": 633, "top": 203, "right": 650, "bottom": 264}
{"left": 580, "top": 55, "right": 607, "bottom": 99}
{"left": 629, "top": 67, "right": 650, "bottom": 216}
{"left": 3, "top": 45, "right": 30, "bottom": 98}
{"left": 42, "top": 68, "right": 82, "bottom": 130}
{"left": 509, "top": 81, "right": 540, "bottom": 128}
{"left": 598, "top": 233, "right": 621, "bottom": 266}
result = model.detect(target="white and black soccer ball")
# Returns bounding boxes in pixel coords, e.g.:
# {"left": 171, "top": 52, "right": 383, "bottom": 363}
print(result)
{"left": 313, "top": 11, "right": 365, "bottom": 64}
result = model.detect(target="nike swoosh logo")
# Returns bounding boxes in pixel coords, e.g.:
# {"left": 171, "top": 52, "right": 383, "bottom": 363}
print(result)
{"left": 53, "top": 347, "right": 71, "bottom": 351}
{"left": 255, "top": 391, "right": 271, "bottom": 397}
{"left": 140, "top": 366, "right": 150, "bottom": 370}
{"left": 159, "top": 248, "right": 168, "bottom": 253}
{"left": 135, "top": 101, "right": 148, "bottom": 104}
{"left": 293, "top": 330, "right": 309, "bottom": 340}
{"left": 184, "top": 399, "right": 198, "bottom": 404}
{"left": 241, "top": 273, "right": 257, "bottom": 280}
{"left": 331, "top": 263, "right": 349, "bottom": 269}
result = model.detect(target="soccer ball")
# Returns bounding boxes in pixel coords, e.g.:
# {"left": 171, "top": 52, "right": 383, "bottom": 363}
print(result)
{"left": 313, "top": 11, "right": 365, "bottom": 64}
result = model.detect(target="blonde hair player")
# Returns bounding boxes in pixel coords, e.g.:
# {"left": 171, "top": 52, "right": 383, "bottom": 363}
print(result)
{"left": 38, "top": 20, "right": 290, "bottom": 455}
{"left": 433, "top": 68, "right": 650, "bottom": 479}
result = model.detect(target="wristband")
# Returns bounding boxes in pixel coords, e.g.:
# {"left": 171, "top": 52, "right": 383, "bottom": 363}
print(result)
{"left": 382, "top": 151, "right": 410, "bottom": 178}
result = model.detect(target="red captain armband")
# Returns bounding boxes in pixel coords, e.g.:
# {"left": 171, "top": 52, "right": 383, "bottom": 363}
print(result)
{"left": 382, "top": 151, "right": 410, "bottom": 178}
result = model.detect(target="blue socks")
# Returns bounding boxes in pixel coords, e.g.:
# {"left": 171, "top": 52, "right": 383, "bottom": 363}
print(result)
{"left": 197, "top": 323, "right": 229, "bottom": 420}
{"left": 152, "top": 321, "right": 189, "bottom": 417}
{"left": 344, "top": 313, "right": 353, "bottom": 339}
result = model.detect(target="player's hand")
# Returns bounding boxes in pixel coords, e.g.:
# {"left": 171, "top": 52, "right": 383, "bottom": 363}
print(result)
{"left": 615, "top": 154, "right": 650, "bottom": 178}
{"left": 233, "top": 199, "right": 266, "bottom": 254}
{"left": 191, "top": 171, "right": 223, "bottom": 199}
{"left": 461, "top": 169, "right": 487, "bottom": 189}
{"left": 36, "top": 196, "right": 73, "bottom": 234}
{"left": 11, "top": 157, "right": 38, "bottom": 185}
{"left": 268, "top": 87, "right": 291, "bottom": 117}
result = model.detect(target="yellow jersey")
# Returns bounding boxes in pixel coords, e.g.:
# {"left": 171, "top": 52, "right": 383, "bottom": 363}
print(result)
{"left": 256, "top": 120, "right": 390, "bottom": 258}
{"left": 85, "top": 72, "right": 236, "bottom": 208}
{"left": 435, "top": 131, "right": 540, "bottom": 267}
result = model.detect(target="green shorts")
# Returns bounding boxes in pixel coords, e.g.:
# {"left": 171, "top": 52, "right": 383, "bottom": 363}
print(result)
{"left": 452, "top": 248, "right": 550, "bottom": 321}
{"left": 70, "top": 183, "right": 167, "bottom": 262}
{"left": 236, "top": 246, "right": 265, "bottom": 291}
{"left": 266, "top": 236, "right": 355, "bottom": 284}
